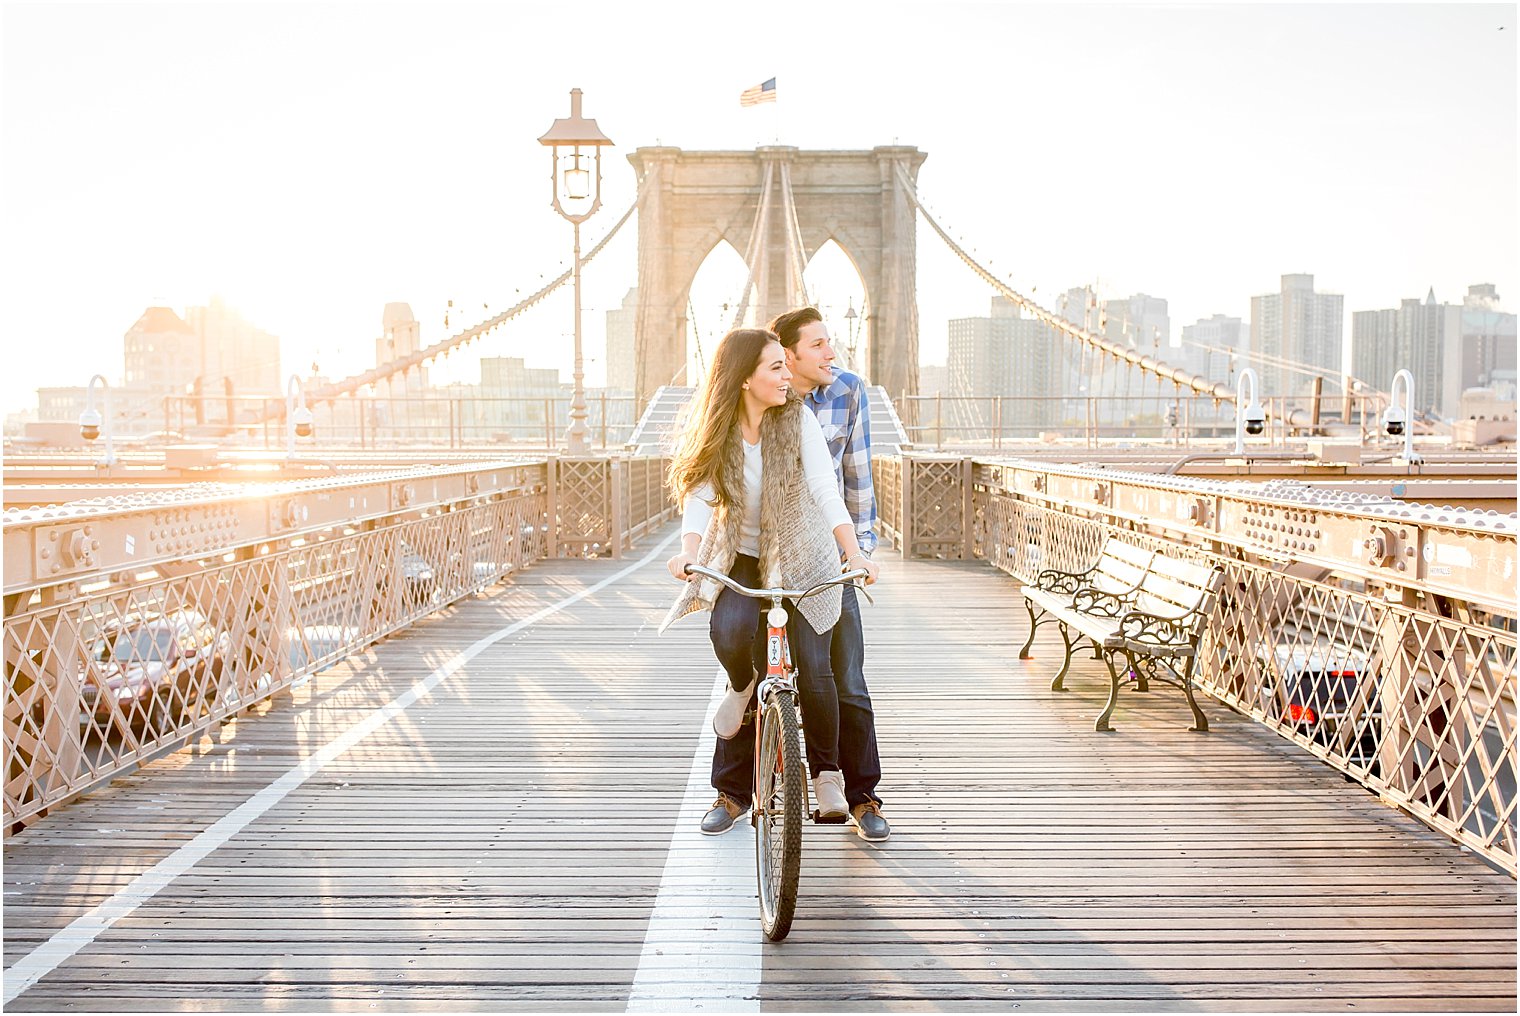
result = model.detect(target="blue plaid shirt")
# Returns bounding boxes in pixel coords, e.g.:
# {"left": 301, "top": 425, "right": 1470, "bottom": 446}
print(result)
{"left": 803, "top": 367, "right": 878, "bottom": 557}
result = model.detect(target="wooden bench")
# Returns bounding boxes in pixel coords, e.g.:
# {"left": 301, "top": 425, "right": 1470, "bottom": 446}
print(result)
{"left": 1018, "top": 537, "right": 1224, "bottom": 732}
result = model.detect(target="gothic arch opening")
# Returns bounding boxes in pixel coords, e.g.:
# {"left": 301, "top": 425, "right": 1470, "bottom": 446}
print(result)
{"left": 802, "top": 238, "right": 870, "bottom": 379}
{"left": 682, "top": 239, "right": 751, "bottom": 388}
{"left": 629, "top": 146, "right": 925, "bottom": 404}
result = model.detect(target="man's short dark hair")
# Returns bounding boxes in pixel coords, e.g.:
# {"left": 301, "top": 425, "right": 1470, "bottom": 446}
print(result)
{"left": 767, "top": 306, "right": 823, "bottom": 350}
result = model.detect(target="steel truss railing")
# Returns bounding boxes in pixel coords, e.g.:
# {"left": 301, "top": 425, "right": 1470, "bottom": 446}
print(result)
{"left": 896, "top": 393, "right": 1392, "bottom": 450}
{"left": 877, "top": 452, "right": 1517, "bottom": 875}
{"left": 2, "top": 455, "right": 673, "bottom": 831}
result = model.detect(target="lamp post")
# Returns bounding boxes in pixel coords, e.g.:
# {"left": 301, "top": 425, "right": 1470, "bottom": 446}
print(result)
{"left": 1384, "top": 367, "right": 1421, "bottom": 464}
{"left": 843, "top": 298, "right": 859, "bottom": 369}
{"left": 78, "top": 374, "right": 115, "bottom": 467}
{"left": 539, "top": 88, "right": 614, "bottom": 453}
{"left": 1233, "top": 367, "right": 1265, "bottom": 455}
{"left": 286, "top": 374, "right": 314, "bottom": 459}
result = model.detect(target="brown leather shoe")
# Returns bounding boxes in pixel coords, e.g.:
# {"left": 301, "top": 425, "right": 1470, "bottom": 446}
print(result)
{"left": 850, "top": 801, "right": 890, "bottom": 842}
{"left": 700, "top": 794, "right": 748, "bottom": 835}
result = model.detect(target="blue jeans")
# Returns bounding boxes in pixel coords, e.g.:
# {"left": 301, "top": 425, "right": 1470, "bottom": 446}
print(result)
{"left": 711, "top": 564, "right": 882, "bottom": 810}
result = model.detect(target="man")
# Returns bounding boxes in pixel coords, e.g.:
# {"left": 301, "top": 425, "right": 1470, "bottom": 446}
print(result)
{"left": 700, "top": 306, "right": 889, "bottom": 842}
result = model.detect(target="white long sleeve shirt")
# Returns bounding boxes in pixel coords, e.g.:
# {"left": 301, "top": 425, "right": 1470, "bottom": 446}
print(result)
{"left": 682, "top": 409, "right": 853, "bottom": 557}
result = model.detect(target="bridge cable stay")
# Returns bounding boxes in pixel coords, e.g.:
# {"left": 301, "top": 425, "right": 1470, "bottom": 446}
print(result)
{"left": 893, "top": 164, "right": 1239, "bottom": 406}
{"left": 255, "top": 171, "right": 656, "bottom": 423}
{"left": 728, "top": 162, "right": 777, "bottom": 331}
{"left": 687, "top": 297, "right": 706, "bottom": 378}
{"left": 778, "top": 162, "right": 810, "bottom": 307}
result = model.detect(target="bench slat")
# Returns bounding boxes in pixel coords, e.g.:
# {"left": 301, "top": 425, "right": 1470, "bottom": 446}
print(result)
{"left": 1105, "top": 541, "right": 1154, "bottom": 568}
{"left": 1146, "top": 554, "right": 1218, "bottom": 591}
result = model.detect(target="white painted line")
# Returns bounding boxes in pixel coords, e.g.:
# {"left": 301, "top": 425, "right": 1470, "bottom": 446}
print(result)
{"left": 626, "top": 669, "right": 762, "bottom": 1013}
{"left": 2, "top": 531, "right": 681, "bottom": 1006}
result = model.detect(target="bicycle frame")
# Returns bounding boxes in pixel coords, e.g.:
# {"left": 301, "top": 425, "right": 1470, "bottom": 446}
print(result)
{"left": 685, "top": 565, "right": 867, "bottom": 776}
{"left": 683, "top": 561, "right": 870, "bottom": 940}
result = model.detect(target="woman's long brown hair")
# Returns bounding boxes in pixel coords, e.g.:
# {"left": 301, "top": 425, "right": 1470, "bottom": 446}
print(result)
{"left": 668, "top": 328, "right": 777, "bottom": 509}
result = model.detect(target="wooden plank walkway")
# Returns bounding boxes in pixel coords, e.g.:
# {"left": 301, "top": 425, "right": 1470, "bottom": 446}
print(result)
{"left": 3, "top": 523, "right": 1515, "bottom": 1012}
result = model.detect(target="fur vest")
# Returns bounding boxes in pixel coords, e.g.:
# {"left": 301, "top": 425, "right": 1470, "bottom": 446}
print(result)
{"left": 660, "top": 393, "right": 843, "bottom": 636}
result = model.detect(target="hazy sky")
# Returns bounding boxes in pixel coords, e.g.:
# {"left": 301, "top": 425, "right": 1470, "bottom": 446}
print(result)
{"left": 1, "top": 1, "right": 1515, "bottom": 414}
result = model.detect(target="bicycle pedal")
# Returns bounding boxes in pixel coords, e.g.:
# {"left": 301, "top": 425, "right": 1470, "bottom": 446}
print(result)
{"left": 811, "top": 810, "right": 848, "bottom": 824}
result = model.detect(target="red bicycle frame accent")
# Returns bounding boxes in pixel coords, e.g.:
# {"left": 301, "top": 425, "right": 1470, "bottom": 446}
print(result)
{"left": 753, "top": 618, "right": 795, "bottom": 804}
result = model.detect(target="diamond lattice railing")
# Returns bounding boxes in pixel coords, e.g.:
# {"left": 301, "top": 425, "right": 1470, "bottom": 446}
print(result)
{"left": 972, "top": 487, "right": 1517, "bottom": 875}
{"left": 3, "top": 492, "right": 548, "bottom": 829}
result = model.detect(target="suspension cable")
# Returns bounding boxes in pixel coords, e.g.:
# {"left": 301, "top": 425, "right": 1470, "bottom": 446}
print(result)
{"left": 779, "top": 162, "right": 810, "bottom": 306}
{"left": 730, "top": 162, "right": 776, "bottom": 331}
{"left": 265, "top": 172, "right": 654, "bottom": 418}
{"left": 687, "top": 296, "right": 706, "bottom": 377}
{"left": 893, "top": 164, "right": 1237, "bottom": 405}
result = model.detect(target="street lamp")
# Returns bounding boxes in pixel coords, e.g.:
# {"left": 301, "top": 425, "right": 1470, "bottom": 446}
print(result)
{"left": 78, "top": 373, "right": 115, "bottom": 467}
{"left": 539, "top": 87, "right": 613, "bottom": 453}
{"left": 1233, "top": 367, "right": 1265, "bottom": 455}
{"left": 843, "top": 298, "right": 859, "bottom": 368}
{"left": 287, "top": 373, "right": 314, "bottom": 459}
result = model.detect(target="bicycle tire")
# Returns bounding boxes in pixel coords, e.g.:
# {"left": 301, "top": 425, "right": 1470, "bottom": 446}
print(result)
{"left": 754, "top": 689, "right": 804, "bottom": 941}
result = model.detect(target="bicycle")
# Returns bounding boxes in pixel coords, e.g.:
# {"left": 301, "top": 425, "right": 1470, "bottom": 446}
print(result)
{"left": 684, "top": 562, "right": 870, "bottom": 941}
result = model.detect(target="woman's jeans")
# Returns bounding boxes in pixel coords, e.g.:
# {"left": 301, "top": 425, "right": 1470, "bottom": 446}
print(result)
{"left": 708, "top": 554, "right": 883, "bottom": 809}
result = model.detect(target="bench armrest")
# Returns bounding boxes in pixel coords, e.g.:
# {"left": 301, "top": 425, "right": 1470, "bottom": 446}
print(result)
{"left": 1118, "top": 608, "right": 1202, "bottom": 648}
{"left": 1072, "top": 587, "right": 1132, "bottom": 617}
{"left": 1035, "top": 568, "right": 1093, "bottom": 594}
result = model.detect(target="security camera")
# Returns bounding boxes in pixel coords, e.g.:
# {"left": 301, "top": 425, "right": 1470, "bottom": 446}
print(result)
{"left": 78, "top": 407, "right": 102, "bottom": 442}
{"left": 1243, "top": 404, "right": 1265, "bottom": 436}
{"left": 1383, "top": 405, "right": 1406, "bottom": 437}
{"left": 292, "top": 406, "right": 315, "bottom": 439}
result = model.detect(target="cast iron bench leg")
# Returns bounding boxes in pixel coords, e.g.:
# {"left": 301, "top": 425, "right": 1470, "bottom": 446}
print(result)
{"left": 1018, "top": 602, "right": 1041, "bottom": 659}
{"left": 1181, "top": 654, "right": 1209, "bottom": 732}
{"left": 1051, "top": 622, "right": 1075, "bottom": 692}
{"left": 1095, "top": 648, "right": 1126, "bottom": 732}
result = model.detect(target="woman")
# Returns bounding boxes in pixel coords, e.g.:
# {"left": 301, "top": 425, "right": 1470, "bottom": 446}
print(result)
{"left": 660, "top": 327, "right": 880, "bottom": 821}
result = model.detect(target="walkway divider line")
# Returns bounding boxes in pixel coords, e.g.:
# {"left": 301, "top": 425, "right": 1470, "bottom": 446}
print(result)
{"left": 2, "top": 531, "right": 680, "bottom": 1006}
{"left": 626, "top": 670, "right": 762, "bottom": 1013}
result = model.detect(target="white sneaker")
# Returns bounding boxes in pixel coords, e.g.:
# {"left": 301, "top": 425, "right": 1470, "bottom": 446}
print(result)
{"left": 712, "top": 672, "right": 756, "bottom": 740}
{"left": 812, "top": 770, "right": 848, "bottom": 819}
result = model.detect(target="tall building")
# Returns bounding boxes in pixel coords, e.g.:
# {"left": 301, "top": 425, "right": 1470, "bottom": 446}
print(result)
{"left": 1351, "top": 307, "right": 1401, "bottom": 398}
{"left": 605, "top": 287, "right": 638, "bottom": 394}
{"left": 1097, "top": 293, "right": 1170, "bottom": 424}
{"left": 947, "top": 296, "right": 1065, "bottom": 434}
{"left": 376, "top": 303, "right": 429, "bottom": 397}
{"left": 123, "top": 307, "right": 200, "bottom": 394}
{"left": 1180, "top": 314, "right": 1248, "bottom": 386}
{"left": 183, "top": 296, "right": 282, "bottom": 396}
{"left": 1102, "top": 293, "right": 1170, "bottom": 350}
{"left": 1451, "top": 284, "right": 1517, "bottom": 413}
{"left": 1351, "top": 284, "right": 1515, "bottom": 416}
{"left": 479, "top": 356, "right": 566, "bottom": 439}
{"left": 1250, "top": 274, "right": 1344, "bottom": 400}
{"left": 1058, "top": 286, "right": 1100, "bottom": 331}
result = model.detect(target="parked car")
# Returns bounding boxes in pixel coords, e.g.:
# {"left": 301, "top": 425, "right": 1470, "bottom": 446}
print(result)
{"left": 80, "top": 610, "right": 228, "bottom": 732}
{"left": 398, "top": 541, "right": 438, "bottom": 608}
{"left": 1260, "top": 638, "right": 1382, "bottom": 774}
{"left": 285, "top": 625, "right": 360, "bottom": 676}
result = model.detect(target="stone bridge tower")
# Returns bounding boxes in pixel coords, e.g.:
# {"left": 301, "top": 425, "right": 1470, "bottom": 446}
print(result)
{"left": 627, "top": 145, "right": 926, "bottom": 403}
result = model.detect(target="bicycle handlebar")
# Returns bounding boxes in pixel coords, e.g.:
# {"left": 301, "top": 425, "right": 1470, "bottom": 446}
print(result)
{"left": 684, "top": 563, "right": 869, "bottom": 601}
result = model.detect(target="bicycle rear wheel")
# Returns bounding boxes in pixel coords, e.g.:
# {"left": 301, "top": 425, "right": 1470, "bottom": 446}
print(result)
{"left": 754, "top": 689, "right": 804, "bottom": 941}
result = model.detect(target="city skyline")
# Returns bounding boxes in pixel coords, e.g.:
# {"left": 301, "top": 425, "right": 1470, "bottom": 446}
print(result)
{"left": 2, "top": 2, "right": 1514, "bottom": 416}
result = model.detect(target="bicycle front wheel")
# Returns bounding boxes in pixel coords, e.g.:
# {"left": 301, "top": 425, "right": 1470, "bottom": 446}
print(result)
{"left": 754, "top": 688, "right": 804, "bottom": 941}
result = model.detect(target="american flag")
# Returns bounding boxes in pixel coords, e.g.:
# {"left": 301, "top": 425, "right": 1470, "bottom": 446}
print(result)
{"left": 739, "top": 78, "right": 776, "bottom": 107}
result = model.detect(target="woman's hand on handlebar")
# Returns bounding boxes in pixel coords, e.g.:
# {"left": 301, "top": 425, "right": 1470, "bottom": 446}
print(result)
{"left": 667, "top": 552, "right": 697, "bottom": 582}
{"left": 846, "top": 555, "right": 880, "bottom": 586}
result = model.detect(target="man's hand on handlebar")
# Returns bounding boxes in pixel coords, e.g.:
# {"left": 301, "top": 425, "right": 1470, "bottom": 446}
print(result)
{"left": 667, "top": 552, "right": 698, "bottom": 582}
